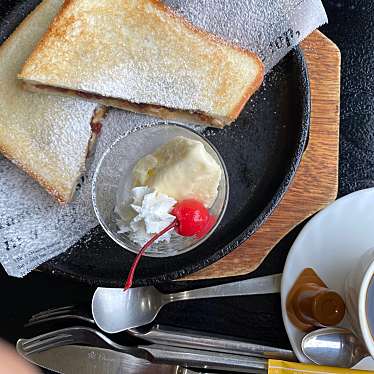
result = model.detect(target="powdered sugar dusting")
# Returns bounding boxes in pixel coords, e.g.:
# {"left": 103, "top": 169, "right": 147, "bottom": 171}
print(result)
{"left": 20, "top": 0, "right": 263, "bottom": 118}
{"left": 164, "top": 0, "right": 327, "bottom": 71}
{"left": 0, "top": 0, "right": 98, "bottom": 202}
{"left": 0, "top": 109, "right": 162, "bottom": 277}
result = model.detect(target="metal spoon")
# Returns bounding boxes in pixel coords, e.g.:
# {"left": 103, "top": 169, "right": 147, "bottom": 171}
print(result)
{"left": 301, "top": 327, "right": 369, "bottom": 368}
{"left": 92, "top": 273, "right": 281, "bottom": 333}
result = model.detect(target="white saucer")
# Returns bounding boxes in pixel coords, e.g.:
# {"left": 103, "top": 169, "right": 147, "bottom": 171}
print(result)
{"left": 281, "top": 188, "right": 374, "bottom": 370}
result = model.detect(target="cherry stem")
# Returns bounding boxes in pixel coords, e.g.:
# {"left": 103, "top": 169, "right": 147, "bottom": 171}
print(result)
{"left": 124, "top": 219, "right": 178, "bottom": 291}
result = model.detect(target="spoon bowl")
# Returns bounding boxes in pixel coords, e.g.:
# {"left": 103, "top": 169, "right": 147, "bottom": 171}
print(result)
{"left": 301, "top": 327, "right": 369, "bottom": 368}
{"left": 92, "top": 286, "right": 165, "bottom": 334}
{"left": 92, "top": 274, "right": 282, "bottom": 334}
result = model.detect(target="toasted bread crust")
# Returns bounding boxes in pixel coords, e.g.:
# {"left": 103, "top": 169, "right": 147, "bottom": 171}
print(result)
{"left": 0, "top": 104, "right": 107, "bottom": 203}
{"left": 0, "top": 1, "right": 70, "bottom": 203}
{"left": 0, "top": 1, "right": 51, "bottom": 50}
{"left": 19, "top": 0, "right": 264, "bottom": 126}
{"left": 0, "top": 145, "right": 68, "bottom": 203}
{"left": 146, "top": 0, "right": 265, "bottom": 121}
{"left": 229, "top": 62, "right": 265, "bottom": 121}
{"left": 0, "top": 0, "right": 103, "bottom": 204}
{"left": 56, "top": 0, "right": 263, "bottom": 61}
{"left": 151, "top": 0, "right": 263, "bottom": 58}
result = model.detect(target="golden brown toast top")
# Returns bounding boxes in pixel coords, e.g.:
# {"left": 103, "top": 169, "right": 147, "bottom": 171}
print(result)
{"left": 19, "top": 0, "right": 264, "bottom": 122}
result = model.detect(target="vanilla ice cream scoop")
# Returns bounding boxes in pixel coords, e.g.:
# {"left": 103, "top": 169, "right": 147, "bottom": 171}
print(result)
{"left": 132, "top": 136, "right": 222, "bottom": 208}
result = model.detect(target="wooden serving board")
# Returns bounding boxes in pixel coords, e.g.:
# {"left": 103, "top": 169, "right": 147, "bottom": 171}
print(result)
{"left": 182, "top": 31, "right": 341, "bottom": 281}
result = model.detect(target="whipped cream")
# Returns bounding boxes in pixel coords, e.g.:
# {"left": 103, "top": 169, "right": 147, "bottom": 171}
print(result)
{"left": 116, "top": 186, "right": 176, "bottom": 246}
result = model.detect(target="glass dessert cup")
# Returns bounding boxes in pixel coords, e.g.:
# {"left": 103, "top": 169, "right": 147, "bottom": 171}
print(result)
{"left": 92, "top": 122, "right": 229, "bottom": 257}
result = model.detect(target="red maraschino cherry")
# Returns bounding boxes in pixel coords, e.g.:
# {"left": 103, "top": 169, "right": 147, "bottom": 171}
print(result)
{"left": 124, "top": 199, "right": 216, "bottom": 291}
{"left": 172, "top": 199, "right": 210, "bottom": 236}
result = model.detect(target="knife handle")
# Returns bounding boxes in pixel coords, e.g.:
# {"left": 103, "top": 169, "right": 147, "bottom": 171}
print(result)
{"left": 142, "top": 344, "right": 268, "bottom": 373}
{"left": 134, "top": 324, "right": 296, "bottom": 361}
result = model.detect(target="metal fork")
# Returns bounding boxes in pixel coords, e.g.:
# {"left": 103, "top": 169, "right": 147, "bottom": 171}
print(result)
{"left": 26, "top": 305, "right": 94, "bottom": 326}
{"left": 17, "top": 327, "right": 268, "bottom": 373}
{"left": 26, "top": 305, "right": 296, "bottom": 361}
{"left": 26, "top": 305, "right": 144, "bottom": 341}
{"left": 18, "top": 326, "right": 132, "bottom": 356}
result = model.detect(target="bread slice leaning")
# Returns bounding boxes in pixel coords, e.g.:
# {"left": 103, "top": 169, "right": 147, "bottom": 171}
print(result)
{"left": 0, "top": 0, "right": 104, "bottom": 203}
{"left": 19, "top": 0, "right": 264, "bottom": 128}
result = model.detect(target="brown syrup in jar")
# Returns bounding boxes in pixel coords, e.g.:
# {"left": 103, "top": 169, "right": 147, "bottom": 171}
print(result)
{"left": 286, "top": 268, "right": 345, "bottom": 332}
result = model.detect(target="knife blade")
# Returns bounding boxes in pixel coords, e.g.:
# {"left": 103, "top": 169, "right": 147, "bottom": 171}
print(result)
{"left": 17, "top": 344, "right": 198, "bottom": 374}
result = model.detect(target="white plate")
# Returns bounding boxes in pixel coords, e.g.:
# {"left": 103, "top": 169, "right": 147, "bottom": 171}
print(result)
{"left": 281, "top": 188, "right": 374, "bottom": 370}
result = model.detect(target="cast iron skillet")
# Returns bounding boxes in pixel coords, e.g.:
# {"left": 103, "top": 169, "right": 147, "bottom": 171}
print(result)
{"left": 1, "top": 1, "right": 310, "bottom": 287}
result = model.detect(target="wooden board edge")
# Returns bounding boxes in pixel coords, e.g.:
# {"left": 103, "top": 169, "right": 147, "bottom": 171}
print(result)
{"left": 181, "top": 31, "right": 341, "bottom": 281}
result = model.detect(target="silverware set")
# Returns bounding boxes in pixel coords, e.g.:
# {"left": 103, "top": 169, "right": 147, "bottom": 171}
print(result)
{"left": 27, "top": 305, "right": 295, "bottom": 361}
{"left": 17, "top": 326, "right": 270, "bottom": 373}
{"left": 20, "top": 306, "right": 291, "bottom": 373}
{"left": 19, "top": 274, "right": 288, "bottom": 373}
{"left": 17, "top": 273, "right": 367, "bottom": 372}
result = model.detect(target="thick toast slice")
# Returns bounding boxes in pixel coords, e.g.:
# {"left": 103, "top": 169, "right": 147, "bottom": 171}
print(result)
{"left": 19, "top": 0, "right": 264, "bottom": 128}
{"left": 0, "top": 0, "right": 103, "bottom": 203}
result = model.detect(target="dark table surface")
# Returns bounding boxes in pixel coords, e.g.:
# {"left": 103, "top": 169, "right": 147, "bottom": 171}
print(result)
{"left": 1, "top": 0, "right": 373, "bottom": 369}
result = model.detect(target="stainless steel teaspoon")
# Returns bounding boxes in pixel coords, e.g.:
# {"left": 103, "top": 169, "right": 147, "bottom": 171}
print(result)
{"left": 302, "top": 327, "right": 369, "bottom": 368}
{"left": 92, "top": 273, "right": 281, "bottom": 334}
